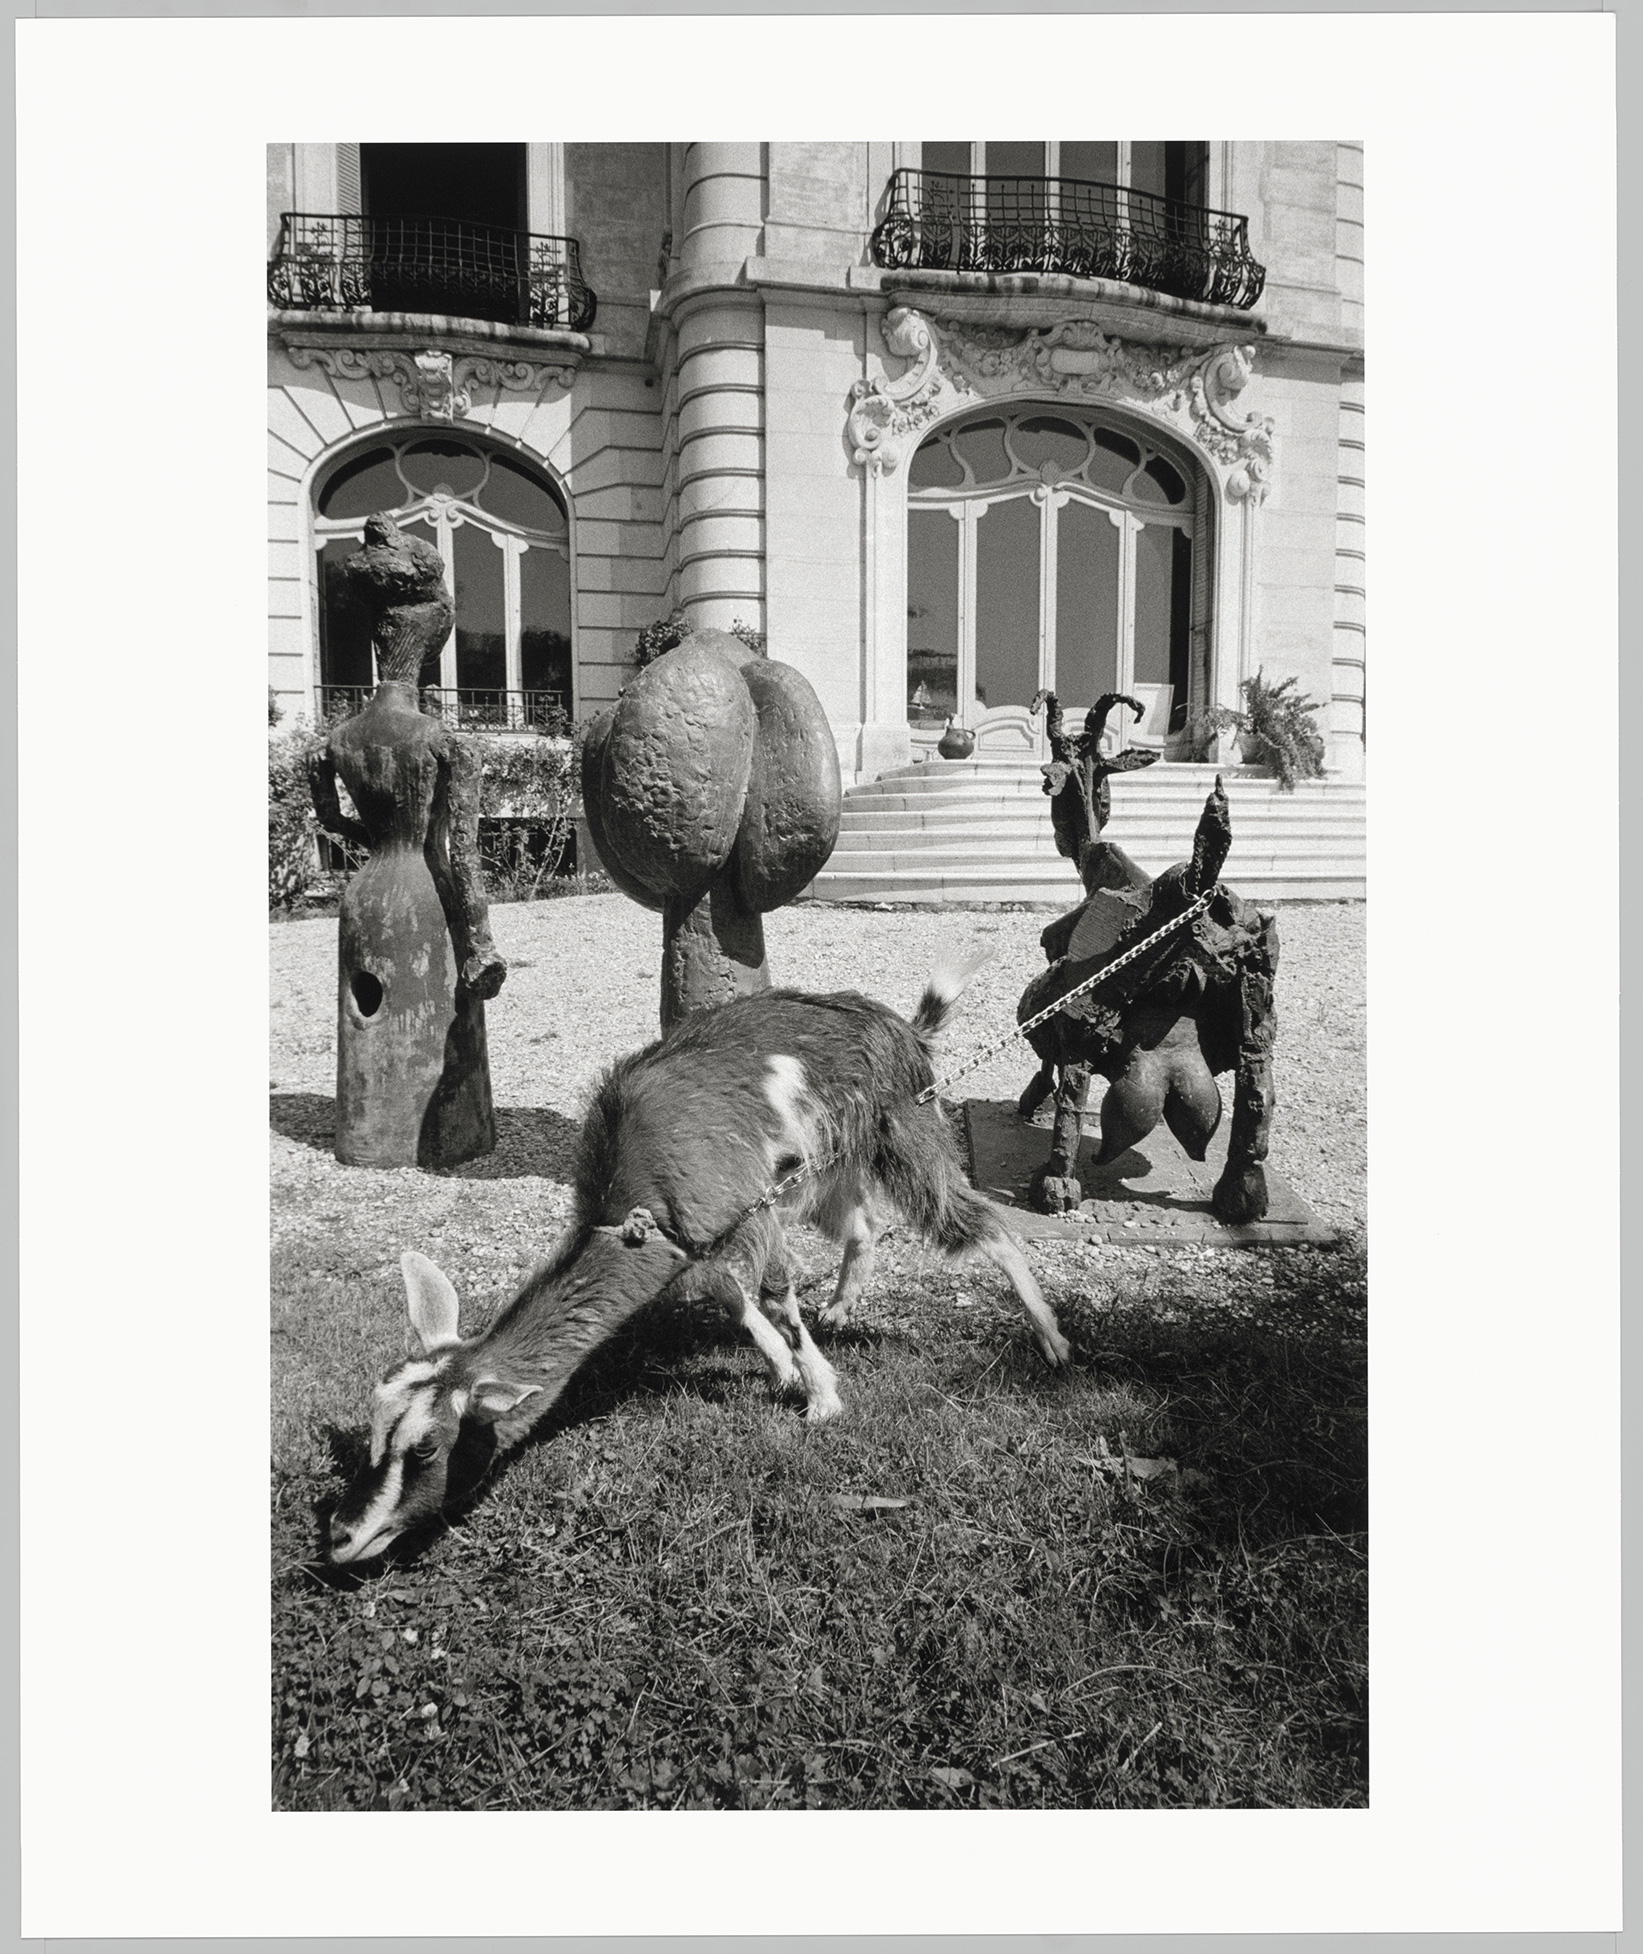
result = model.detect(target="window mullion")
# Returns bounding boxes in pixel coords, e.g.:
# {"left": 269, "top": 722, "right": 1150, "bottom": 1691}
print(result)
{"left": 1039, "top": 489, "right": 1060, "bottom": 709}
{"left": 1114, "top": 509, "right": 1136, "bottom": 744}
{"left": 500, "top": 534, "right": 523, "bottom": 699}
{"left": 957, "top": 500, "right": 979, "bottom": 719}
{"left": 437, "top": 513, "right": 457, "bottom": 693}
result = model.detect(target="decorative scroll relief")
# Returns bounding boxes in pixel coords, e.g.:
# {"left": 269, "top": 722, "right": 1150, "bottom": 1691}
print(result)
{"left": 286, "top": 344, "right": 578, "bottom": 425}
{"left": 848, "top": 306, "right": 1274, "bottom": 503}
{"left": 847, "top": 308, "right": 944, "bottom": 474}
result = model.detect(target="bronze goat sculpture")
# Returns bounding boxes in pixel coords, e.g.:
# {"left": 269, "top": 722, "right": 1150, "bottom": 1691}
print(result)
{"left": 1016, "top": 691, "right": 1280, "bottom": 1223}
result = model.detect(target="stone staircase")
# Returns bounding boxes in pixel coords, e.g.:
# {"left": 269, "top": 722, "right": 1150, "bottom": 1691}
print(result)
{"left": 809, "top": 758, "right": 1366, "bottom": 904}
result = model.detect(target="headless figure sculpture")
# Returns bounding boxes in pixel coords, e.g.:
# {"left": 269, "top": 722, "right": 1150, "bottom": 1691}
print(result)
{"left": 309, "top": 514, "right": 506, "bottom": 1168}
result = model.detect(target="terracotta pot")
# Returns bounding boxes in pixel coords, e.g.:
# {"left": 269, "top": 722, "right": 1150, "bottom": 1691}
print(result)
{"left": 937, "top": 721, "right": 976, "bottom": 760}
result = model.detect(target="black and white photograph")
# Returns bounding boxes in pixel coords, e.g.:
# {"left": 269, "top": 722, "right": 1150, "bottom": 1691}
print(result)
{"left": 265, "top": 134, "right": 1369, "bottom": 1813}
{"left": 18, "top": 9, "right": 1620, "bottom": 1940}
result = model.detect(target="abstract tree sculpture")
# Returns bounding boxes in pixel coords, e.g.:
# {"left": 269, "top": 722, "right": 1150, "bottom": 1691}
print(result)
{"left": 1016, "top": 690, "right": 1280, "bottom": 1224}
{"left": 308, "top": 513, "right": 506, "bottom": 1168}
{"left": 581, "top": 626, "right": 842, "bottom": 1028}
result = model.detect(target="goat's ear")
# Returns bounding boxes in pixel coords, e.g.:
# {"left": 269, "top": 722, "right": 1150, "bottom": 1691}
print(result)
{"left": 401, "top": 1251, "right": 461, "bottom": 1355}
{"left": 468, "top": 1377, "right": 542, "bottom": 1421}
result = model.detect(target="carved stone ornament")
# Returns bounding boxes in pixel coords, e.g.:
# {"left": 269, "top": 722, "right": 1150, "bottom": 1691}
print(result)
{"left": 847, "top": 308, "right": 943, "bottom": 473}
{"left": 287, "top": 343, "right": 578, "bottom": 424}
{"left": 848, "top": 305, "right": 1274, "bottom": 502}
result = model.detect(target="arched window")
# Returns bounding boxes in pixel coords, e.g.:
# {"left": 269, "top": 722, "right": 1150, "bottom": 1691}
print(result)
{"left": 906, "top": 406, "right": 1205, "bottom": 752}
{"left": 314, "top": 433, "right": 571, "bottom": 728}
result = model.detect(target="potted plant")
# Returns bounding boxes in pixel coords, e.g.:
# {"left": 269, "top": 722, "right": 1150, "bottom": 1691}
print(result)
{"left": 1182, "top": 672, "right": 1327, "bottom": 790}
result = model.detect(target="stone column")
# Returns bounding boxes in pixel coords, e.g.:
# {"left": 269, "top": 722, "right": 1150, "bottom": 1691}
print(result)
{"left": 674, "top": 143, "right": 766, "bottom": 631}
{"left": 1332, "top": 370, "right": 1367, "bottom": 779}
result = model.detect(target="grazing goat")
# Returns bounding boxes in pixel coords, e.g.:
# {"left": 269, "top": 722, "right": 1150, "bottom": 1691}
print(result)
{"left": 327, "top": 970, "right": 1071, "bottom": 1562}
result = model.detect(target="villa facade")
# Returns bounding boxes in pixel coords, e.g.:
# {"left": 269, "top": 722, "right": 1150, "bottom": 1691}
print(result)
{"left": 267, "top": 142, "right": 1365, "bottom": 894}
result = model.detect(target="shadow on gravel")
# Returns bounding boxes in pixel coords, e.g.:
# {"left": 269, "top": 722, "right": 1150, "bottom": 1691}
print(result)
{"left": 270, "top": 1094, "right": 582, "bottom": 1182}
{"left": 443, "top": 1107, "right": 583, "bottom": 1182}
{"left": 270, "top": 1091, "right": 336, "bottom": 1152}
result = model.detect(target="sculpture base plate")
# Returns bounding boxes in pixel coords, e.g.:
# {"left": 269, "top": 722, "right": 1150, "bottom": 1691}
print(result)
{"left": 964, "top": 1098, "right": 1336, "bottom": 1247}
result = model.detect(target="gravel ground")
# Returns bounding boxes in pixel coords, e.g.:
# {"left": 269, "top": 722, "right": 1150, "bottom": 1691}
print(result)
{"left": 270, "top": 896, "right": 1365, "bottom": 1297}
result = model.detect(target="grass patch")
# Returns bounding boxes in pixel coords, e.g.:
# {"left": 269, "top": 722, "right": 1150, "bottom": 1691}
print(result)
{"left": 273, "top": 1230, "right": 1366, "bottom": 1809}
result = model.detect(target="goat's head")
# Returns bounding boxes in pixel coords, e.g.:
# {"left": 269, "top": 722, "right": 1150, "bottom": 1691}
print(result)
{"left": 1033, "top": 691, "right": 1161, "bottom": 886}
{"left": 326, "top": 1252, "right": 541, "bottom": 1565}
{"left": 327, "top": 1215, "right": 689, "bottom": 1565}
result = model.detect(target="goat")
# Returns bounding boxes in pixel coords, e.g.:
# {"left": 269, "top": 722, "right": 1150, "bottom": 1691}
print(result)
{"left": 326, "top": 969, "right": 1071, "bottom": 1562}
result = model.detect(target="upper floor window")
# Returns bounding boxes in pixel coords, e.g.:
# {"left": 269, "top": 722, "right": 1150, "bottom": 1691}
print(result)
{"left": 361, "top": 143, "right": 526, "bottom": 232}
{"left": 314, "top": 433, "right": 572, "bottom": 728}
{"left": 268, "top": 142, "right": 596, "bottom": 332}
{"left": 921, "top": 142, "right": 1207, "bottom": 206}
{"left": 874, "top": 141, "right": 1262, "bottom": 309}
{"left": 359, "top": 143, "right": 524, "bottom": 322}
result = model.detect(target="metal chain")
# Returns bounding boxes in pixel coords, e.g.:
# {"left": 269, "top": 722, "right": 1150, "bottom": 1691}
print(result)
{"left": 691, "top": 889, "right": 1214, "bottom": 1262}
{"left": 911, "top": 888, "right": 1215, "bottom": 1106}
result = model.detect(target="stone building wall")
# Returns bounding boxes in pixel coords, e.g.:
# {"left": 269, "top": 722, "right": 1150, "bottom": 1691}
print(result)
{"left": 265, "top": 346, "right": 668, "bottom": 724}
{"left": 268, "top": 138, "right": 1364, "bottom": 776}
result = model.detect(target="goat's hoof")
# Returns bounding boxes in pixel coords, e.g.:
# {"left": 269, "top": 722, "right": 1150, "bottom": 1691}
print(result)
{"left": 805, "top": 1393, "right": 845, "bottom": 1425}
{"left": 816, "top": 1303, "right": 850, "bottom": 1333}
{"left": 1038, "top": 1328, "right": 1073, "bottom": 1369}
{"left": 1031, "top": 1171, "right": 1083, "bottom": 1214}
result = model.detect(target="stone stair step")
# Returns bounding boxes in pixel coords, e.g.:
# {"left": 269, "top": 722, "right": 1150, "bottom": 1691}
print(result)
{"left": 822, "top": 848, "right": 1363, "bottom": 877}
{"left": 807, "top": 871, "right": 1365, "bottom": 904}
{"left": 866, "top": 759, "right": 1363, "bottom": 792}
{"left": 817, "top": 757, "right": 1365, "bottom": 903}
{"left": 837, "top": 809, "right": 1367, "bottom": 837}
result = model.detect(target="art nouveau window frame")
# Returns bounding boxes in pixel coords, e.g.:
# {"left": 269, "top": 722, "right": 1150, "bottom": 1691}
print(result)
{"left": 904, "top": 405, "right": 1209, "bottom": 756}
{"left": 848, "top": 308, "right": 1270, "bottom": 779}
{"left": 310, "top": 430, "right": 575, "bottom": 715}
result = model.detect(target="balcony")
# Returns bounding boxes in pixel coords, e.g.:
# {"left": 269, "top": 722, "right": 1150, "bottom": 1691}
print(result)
{"left": 269, "top": 212, "right": 597, "bottom": 334}
{"left": 871, "top": 169, "right": 1265, "bottom": 311}
{"left": 317, "top": 685, "right": 569, "bottom": 733}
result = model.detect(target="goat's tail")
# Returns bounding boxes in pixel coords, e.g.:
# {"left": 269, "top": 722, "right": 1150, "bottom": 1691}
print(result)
{"left": 911, "top": 946, "right": 993, "bottom": 1043}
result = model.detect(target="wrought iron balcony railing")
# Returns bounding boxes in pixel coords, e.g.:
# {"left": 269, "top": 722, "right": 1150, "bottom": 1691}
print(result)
{"left": 269, "top": 212, "right": 597, "bottom": 333}
{"left": 871, "top": 169, "right": 1266, "bottom": 311}
{"left": 317, "top": 684, "right": 569, "bottom": 732}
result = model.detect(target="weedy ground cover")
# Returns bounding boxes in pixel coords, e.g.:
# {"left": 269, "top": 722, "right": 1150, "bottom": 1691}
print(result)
{"left": 272, "top": 899, "right": 1366, "bottom": 1810}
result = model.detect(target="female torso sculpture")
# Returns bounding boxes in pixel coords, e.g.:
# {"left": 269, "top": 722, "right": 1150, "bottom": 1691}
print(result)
{"left": 309, "top": 514, "right": 506, "bottom": 1167}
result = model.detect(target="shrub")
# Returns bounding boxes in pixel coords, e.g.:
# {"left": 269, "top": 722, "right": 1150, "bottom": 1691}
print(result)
{"left": 470, "top": 727, "right": 579, "bottom": 902}
{"left": 1236, "top": 670, "right": 1327, "bottom": 791}
{"left": 271, "top": 704, "right": 587, "bottom": 909}
{"left": 632, "top": 611, "right": 767, "bottom": 667}
{"left": 269, "top": 723, "right": 328, "bottom": 909}
{"left": 1181, "top": 703, "right": 1244, "bottom": 764}
{"left": 632, "top": 609, "right": 690, "bottom": 669}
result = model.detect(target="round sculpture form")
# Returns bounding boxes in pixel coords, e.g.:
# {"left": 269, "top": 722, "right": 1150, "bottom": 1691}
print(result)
{"left": 582, "top": 627, "right": 841, "bottom": 1028}
{"left": 308, "top": 514, "right": 507, "bottom": 1168}
{"left": 1016, "top": 692, "right": 1280, "bottom": 1225}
